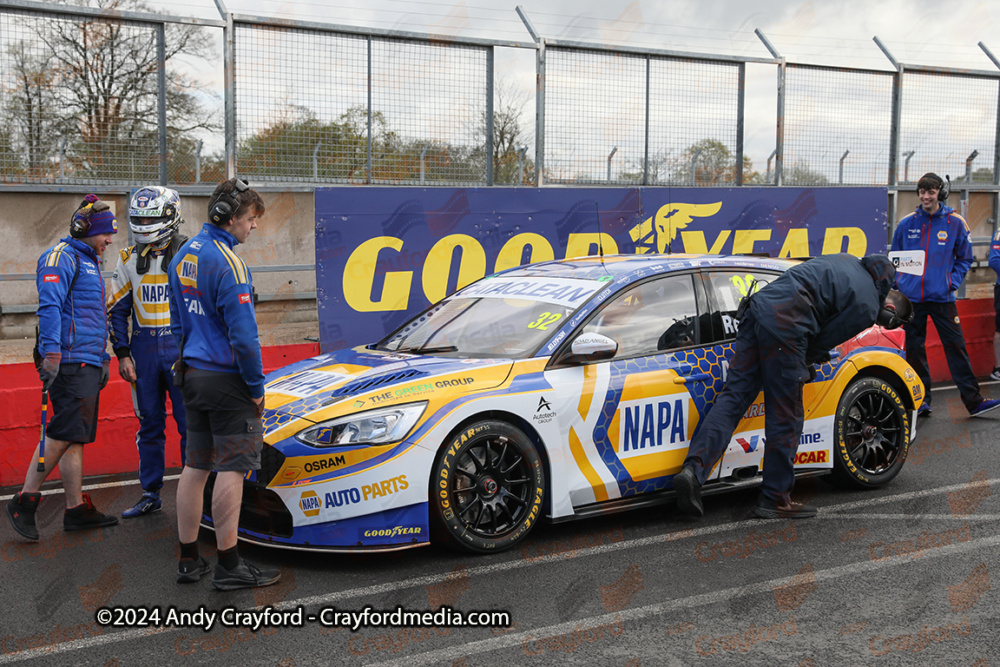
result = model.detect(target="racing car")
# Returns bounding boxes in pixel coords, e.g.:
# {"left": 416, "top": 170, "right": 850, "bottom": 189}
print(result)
{"left": 205, "top": 254, "right": 923, "bottom": 554}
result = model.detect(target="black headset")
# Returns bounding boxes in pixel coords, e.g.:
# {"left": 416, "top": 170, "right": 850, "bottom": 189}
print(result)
{"left": 922, "top": 172, "right": 950, "bottom": 201}
{"left": 208, "top": 178, "right": 250, "bottom": 225}
{"left": 876, "top": 291, "right": 913, "bottom": 330}
{"left": 69, "top": 198, "right": 111, "bottom": 238}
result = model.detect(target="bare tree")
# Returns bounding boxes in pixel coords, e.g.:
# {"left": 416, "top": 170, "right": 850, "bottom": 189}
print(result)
{"left": 2, "top": 40, "right": 64, "bottom": 176}
{"left": 470, "top": 74, "right": 533, "bottom": 184}
{"left": 1, "top": 0, "right": 219, "bottom": 182}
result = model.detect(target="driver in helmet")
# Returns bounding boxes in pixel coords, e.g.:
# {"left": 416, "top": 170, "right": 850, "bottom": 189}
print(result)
{"left": 107, "top": 186, "right": 188, "bottom": 518}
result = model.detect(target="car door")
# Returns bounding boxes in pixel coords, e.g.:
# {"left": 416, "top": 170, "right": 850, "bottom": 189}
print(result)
{"left": 543, "top": 272, "right": 710, "bottom": 508}
{"left": 699, "top": 268, "right": 780, "bottom": 479}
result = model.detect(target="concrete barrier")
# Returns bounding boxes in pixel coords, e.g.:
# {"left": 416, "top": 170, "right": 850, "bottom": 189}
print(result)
{"left": 0, "top": 343, "right": 318, "bottom": 488}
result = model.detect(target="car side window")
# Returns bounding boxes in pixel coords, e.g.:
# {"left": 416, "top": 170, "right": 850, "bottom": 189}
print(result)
{"left": 704, "top": 270, "right": 777, "bottom": 343}
{"left": 582, "top": 275, "right": 699, "bottom": 359}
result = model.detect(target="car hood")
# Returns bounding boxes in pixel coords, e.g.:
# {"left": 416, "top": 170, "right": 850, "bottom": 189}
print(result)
{"left": 262, "top": 347, "right": 515, "bottom": 423}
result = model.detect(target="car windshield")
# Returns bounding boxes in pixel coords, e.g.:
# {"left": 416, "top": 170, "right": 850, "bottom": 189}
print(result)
{"left": 376, "top": 275, "right": 607, "bottom": 358}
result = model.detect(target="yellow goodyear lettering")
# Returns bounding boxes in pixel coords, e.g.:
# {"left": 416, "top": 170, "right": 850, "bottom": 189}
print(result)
{"left": 565, "top": 232, "right": 618, "bottom": 257}
{"left": 494, "top": 233, "right": 555, "bottom": 273}
{"left": 339, "top": 223, "right": 873, "bottom": 315}
{"left": 821, "top": 227, "right": 867, "bottom": 255}
{"left": 422, "top": 234, "right": 486, "bottom": 304}
{"left": 343, "top": 237, "right": 412, "bottom": 312}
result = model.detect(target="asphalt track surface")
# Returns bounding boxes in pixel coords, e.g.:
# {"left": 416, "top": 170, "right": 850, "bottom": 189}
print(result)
{"left": 2, "top": 383, "right": 999, "bottom": 667}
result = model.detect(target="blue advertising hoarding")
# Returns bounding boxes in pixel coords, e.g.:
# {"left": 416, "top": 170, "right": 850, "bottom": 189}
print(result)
{"left": 315, "top": 187, "right": 888, "bottom": 351}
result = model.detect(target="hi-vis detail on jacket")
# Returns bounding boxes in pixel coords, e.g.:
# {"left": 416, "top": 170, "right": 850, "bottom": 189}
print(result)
{"left": 108, "top": 246, "right": 173, "bottom": 330}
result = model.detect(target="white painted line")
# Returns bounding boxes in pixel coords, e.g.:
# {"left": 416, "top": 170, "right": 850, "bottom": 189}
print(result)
{"left": 0, "top": 477, "right": 996, "bottom": 664}
{"left": 365, "top": 531, "right": 1000, "bottom": 667}
{"left": 812, "top": 513, "right": 1000, "bottom": 521}
{"left": 0, "top": 474, "right": 181, "bottom": 502}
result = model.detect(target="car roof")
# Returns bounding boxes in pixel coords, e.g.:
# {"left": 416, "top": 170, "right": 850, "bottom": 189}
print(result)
{"left": 497, "top": 254, "right": 799, "bottom": 281}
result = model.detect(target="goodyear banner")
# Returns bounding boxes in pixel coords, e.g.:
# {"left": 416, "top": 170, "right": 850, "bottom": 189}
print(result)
{"left": 316, "top": 187, "right": 888, "bottom": 351}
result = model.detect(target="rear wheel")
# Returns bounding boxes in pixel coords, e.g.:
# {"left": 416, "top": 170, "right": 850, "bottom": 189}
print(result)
{"left": 430, "top": 420, "right": 545, "bottom": 553}
{"left": 828, "top": 376, "right": 909, "bottom": 488}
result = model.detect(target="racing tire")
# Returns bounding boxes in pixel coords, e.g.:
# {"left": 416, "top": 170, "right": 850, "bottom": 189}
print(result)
{"left": 827, "top": 376, "right": 910, "bottom": 489}
{"left": 430, "top": 420, "right": 545, "bottom": 554}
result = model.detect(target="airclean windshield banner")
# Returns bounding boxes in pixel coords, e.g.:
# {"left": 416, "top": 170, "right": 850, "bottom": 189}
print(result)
{"left": 315, "top": 187, "right": 888, "bottom": 351}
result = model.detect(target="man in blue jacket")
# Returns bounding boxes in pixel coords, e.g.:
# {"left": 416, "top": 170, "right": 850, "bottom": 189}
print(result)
{"left": 891, "top": 172, "right": 1000, "bottom": 419}
{"left": 673, "top": 254, "right": 910, "bottom": 520}
{"left": 6, "top": 195, "right": 121, "bottom": 541}
{"left": 167, "top": 178, "right": 279, "bottom": 591}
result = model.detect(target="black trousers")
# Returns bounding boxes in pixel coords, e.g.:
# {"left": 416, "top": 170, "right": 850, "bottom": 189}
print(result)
{"left": 903, "top": 301, "right": 983, "bottom": 412}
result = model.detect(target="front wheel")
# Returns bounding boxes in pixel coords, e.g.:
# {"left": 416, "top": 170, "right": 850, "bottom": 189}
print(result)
{"left": 430, "top": 420, "right": 545, "bottom": 553}
{"left": 827, "top": 376, "right": 910, "bottom": 489}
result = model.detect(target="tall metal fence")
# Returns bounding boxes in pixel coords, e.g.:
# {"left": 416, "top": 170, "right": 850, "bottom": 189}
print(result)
{"left": 1, "top": 0, "right": 999, "bottom": 197}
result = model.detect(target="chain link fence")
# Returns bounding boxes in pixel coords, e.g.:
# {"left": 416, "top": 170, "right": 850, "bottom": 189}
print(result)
{"left": 1, "top": 1, "right": 999, "bottom": 192}
{"left": 899, "top": 71, "right": 999, "bottom": 187}
{"left": 0, "top": 8, "right": 163, "bottom": 185}
{"left": 782, "top": 65, "right": 895, "bottom": 186}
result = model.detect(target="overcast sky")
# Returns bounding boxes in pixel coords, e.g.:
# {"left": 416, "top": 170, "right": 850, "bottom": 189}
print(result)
{"left": 131, "top": 0, "right": 1000, "bottom": 181}
{"left": 147, "top": 0, "right": 1000, "bottom": 69}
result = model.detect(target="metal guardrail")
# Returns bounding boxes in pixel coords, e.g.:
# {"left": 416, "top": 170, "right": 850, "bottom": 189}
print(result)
{"left": 0, "top": 265, "right": 317, "bottom": 314}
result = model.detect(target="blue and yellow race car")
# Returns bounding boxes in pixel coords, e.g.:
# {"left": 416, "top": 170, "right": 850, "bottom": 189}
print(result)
{"left": 215, "top": 255, "right": 922, "bottom": 553}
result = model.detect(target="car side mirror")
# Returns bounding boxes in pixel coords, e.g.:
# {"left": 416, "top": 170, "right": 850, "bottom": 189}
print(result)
{"left": 559, "top": 333, "right": 618, "bottom": 365}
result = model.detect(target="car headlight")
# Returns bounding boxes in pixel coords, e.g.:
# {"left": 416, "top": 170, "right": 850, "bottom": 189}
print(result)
{"left": 296, "top": 402, "right": 427, "bottom": 448}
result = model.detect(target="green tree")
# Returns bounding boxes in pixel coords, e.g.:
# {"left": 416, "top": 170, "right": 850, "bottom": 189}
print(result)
{"left": 238, "top": 105, "right": 404, "bottom": 182}
{"left": 782, "top": 161, "right": 830, "bottom": 185}
{"left": 972, "top": 167, "right": 995, "bottom": 183}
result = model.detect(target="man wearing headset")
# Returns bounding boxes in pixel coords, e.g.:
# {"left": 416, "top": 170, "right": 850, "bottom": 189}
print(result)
{"left": 108, "top": 187, "right": 188, "bottom": 518}
{"left": 6, "top": 195, "right": 120, "bottom": 541}
{"left": 167, "top": 178, "right": 279, "bottom": 590}
{"left": 673, "top": 253, "right": 911, "bottom": 521}
{"left": 891, "top": 172, "right": 1000, "bottom": 419}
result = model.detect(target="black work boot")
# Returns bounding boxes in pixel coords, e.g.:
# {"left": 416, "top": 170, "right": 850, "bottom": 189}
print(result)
{"left": 64, "top": 493, "right": 119, "bottom": 532}
{"left": 673, "top": 466, "right": 704, "bottom": 518}
{"left": 6, "top": 492, "right": 41, "bottom": 541}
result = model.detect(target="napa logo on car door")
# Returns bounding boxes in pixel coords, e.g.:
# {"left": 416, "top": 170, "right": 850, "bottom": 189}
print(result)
{"left": 608, "top": 368, "right": 694, "bottom": 482}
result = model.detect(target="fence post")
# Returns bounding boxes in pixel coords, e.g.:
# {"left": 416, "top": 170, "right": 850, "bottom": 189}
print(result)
{"left": 755, "top": 30, "right": 784, "bottom": 186}
{"left": 980, "top": 42, "right": 1000, "bottom": 252}
{"left": 876, "top": 36, "right": 902, "bottom": 247}
{"left": 643, "top": 55, "right": 650, "bottom": 186}
{"left": 736, "top": 62, "right": 745, "bottom": 186}
{"left": 486, "top": 46, "right": 494, "bottom": 186}
{"left": 367, "top": 36, "right": 373, "bottom": 184}
{"left": 517, "top": 7, "right": 543, "bottom": 187}
{"left": 213, "top": 0, "right": 236, "bottom": 179}
{"left": 156, "top": 22, "right": 168, "bottom": 185}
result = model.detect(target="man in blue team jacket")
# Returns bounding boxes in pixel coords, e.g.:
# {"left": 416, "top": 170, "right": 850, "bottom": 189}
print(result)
{"left": 891, "top": 172, "right": 1000, "bottom": 419}
{"left": 167, "top": 178, "right": 279, "bottom": 591}
{"left": 6, "top": 195, "right": 120, "bottom": 541}
{"left": 673, "top": 253, "right": 909, "bottom": 521}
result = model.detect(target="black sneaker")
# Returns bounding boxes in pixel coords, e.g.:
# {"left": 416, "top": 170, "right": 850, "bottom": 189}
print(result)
{"left": 64, "top": 493, "right": 119, "bottom": 532}
{"left": 177, "top": 556, "right": 212, "bottom": 584}
{"left": 6, "top": 492, "right": 41, "bottom": 541}
{"left": 752, "top": 495, "right": 817, "bottom": 520}
{"left": 673, "top": 466, "right": 704, "bottom": 518}
{"left": 212, "top": 559, "right": 281, "bottom": 591}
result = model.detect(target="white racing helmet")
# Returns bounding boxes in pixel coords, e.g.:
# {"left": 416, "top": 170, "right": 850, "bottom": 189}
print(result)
{"left": 129, "top": 186, "right": 183, "bottom": 245}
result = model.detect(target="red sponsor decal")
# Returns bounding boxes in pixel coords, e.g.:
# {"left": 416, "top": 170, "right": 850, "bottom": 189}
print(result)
{"left": 239, "top": 293, "right": 251, "bottom": 304}
{"left": 43, "top": 275, "right": 59, "bottom": 283}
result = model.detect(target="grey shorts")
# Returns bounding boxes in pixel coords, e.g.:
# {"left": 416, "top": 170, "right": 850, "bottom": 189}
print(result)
{"left": 180, "top": 369, "right": 262, "bottom": 472}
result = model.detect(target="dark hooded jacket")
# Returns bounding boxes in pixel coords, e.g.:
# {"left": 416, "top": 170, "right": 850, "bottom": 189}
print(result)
{"left": 749, "top": 253, "right": 894, "bottom": 364}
